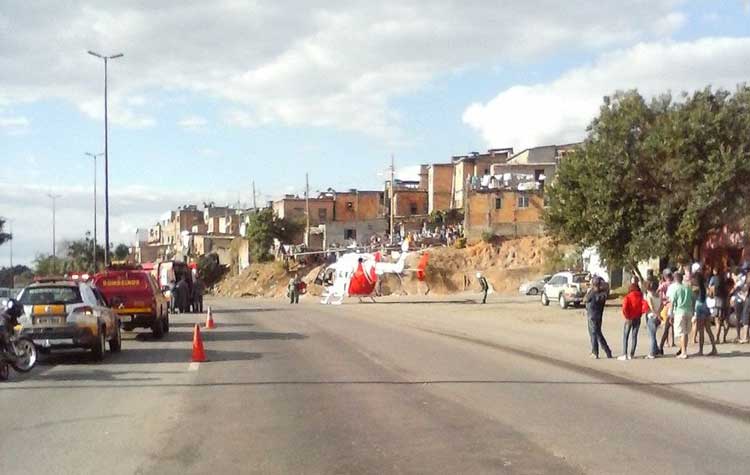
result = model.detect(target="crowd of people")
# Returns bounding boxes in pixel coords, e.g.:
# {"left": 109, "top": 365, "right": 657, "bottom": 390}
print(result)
{"left": 584, "top": 262, "right": 750, "bottom": 360}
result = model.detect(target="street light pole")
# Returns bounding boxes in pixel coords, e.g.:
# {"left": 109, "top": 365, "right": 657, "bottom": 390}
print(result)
{"left": 88, "top": 50, "right": 123, "bottom": 268}
{"left": 47, "top": 194, "right": 62, "bottom": 272}
{"left": 8, "top": 219, "right": 13, "bottom": 289}
{"left": 85, "top": 152, "right": 103, "bottom": 271}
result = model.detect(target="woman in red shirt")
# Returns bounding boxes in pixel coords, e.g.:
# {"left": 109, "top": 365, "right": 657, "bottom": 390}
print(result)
{"left": 619, "top": 281, "right": 644, "bottom": 360}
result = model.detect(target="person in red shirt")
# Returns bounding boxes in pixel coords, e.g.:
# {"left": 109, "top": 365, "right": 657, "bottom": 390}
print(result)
{"left": 619, "top": 280, "right": 645, "bottom": 360}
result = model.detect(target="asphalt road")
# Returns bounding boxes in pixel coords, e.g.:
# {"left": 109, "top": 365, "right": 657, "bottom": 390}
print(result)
{"left": 2, "top": 295, "right": 749, "bottom": 474}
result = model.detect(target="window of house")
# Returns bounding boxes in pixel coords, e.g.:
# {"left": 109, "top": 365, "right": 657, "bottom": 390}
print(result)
{"left": 517, "top": 194, "right": 529, "bottom": 208}
{"left": 346, "top": 201, "right": 354, "bottom": 210}
{"left": 318, "top": 208, "right": 327, "bottom": 220}
{"left": 409, "top": 202, "right": 418, "bottom": 215}
{"left": 494, "top": 197, "right": 502, "bottom": 209}
{"left": 344, "top": 229, "right": 357, "bottom": 240}
{"left": 484, "top": 168, "right": 490, "bottom": 175}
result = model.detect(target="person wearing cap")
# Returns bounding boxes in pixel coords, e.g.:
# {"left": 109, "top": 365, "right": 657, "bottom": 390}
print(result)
{"left": 477, "top": 272, "right": 489, "bottom": 304}
{"left": 584, "top": 275, "right": 612, "bottom": 359}
{"left": 668, "top": 272, "right": 693, "bottom": 359}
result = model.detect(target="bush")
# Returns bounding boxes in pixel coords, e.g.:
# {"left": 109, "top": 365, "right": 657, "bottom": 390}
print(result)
{"left": 480, "top": 231, "right": 496, "bottom": 243}
{"left": 197, "top": 253, "right": 228, "bottom": 287}
{"left": 454, "top": 237, "right": 467, "bottom": 249}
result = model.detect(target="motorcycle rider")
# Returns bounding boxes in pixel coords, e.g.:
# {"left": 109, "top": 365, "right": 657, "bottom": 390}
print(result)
{"left": 1, "top": 298, "right": 24, "bottom": 358}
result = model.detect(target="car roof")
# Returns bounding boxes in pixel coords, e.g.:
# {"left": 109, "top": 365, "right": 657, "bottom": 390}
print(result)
{"left": 26, "top": 280, "right": 82, "bottom": 288}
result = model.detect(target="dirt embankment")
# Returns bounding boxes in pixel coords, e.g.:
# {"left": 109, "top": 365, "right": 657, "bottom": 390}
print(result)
{"left": 214, "top": 236, "right": 551, "bottom": 298}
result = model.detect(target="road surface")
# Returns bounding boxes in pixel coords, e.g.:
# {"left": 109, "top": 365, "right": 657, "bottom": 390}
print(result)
{"left": 2, "top": 295, "right": 749, "bottom": 474}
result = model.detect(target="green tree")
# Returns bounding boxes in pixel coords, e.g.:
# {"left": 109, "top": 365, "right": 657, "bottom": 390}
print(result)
{"left": 245, "top": 208, "right": 304, "bottom": 262}
{"left": 0, "top": 218, "right": 11, "bottom": 246}
{"left": 114, "top": 243, "right": 130, "bottom": 261}
{"left": 197, "top": 253, "right": 227, "bottom": 287}
{"left": 544, "top": 85, "right": 750, "bottom": 273}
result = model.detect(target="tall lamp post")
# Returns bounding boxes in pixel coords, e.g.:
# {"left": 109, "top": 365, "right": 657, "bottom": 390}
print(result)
{"left": 8, "top": 219, "right": 13, "bottom": 289}
{"left": 47, "top": 193, "right": 62, "bottom": 273}
{"left": 87, "top": 50, "right": 123, "bottom": 267}
{"left": 85, "top": 152, "right": 103, "bottom": 270}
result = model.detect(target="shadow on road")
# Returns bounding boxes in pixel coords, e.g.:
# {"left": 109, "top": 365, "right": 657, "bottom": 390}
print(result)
{"left": 206, "top": 308, "right": 282, "bottom": 314}
{"left": 34, "top": 347, "right": 263, "bottom": 366}
{"left": 131, "top": 330, "right": 308, "bottom": 343}
{"left": 166, "top": 322, "right": 256, "bottom": 329}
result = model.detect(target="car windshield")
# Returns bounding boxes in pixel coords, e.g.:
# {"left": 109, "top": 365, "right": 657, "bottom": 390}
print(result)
{"left": 19, "top": 286, "right": 82, "bottom": 305}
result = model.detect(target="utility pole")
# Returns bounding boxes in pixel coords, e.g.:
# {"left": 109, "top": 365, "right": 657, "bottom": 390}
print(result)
{"left": 252, "top": 180, "right": 257, "bottom": 210}
{"left": 305, "top": 173, "right": 310, "bottom": 246}
{"left": 86, "top": 152, "right": 103, "bottom": 271}
{"left": 8, "top": 219, "right": 13, "bottom": 289}
{"left": 47, "top": 193, "right": 62, "bottom": 272}
{"left": 389, "top": 154, "right": 396, "bottom": 245}
{"left": 88, "top": 50, "right": 124, "bottom": 267}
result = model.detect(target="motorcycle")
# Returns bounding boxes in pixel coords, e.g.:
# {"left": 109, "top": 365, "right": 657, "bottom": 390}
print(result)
{"left": 0, "top": 330, "right": 38, "bottom": 381}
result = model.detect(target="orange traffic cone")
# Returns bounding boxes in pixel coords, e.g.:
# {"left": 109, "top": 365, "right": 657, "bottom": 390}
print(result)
{"left": 192, "top": 324, "right": 207, "bottom": 362}
{"left": 205, "top": 306, "right": 216, "bottom": 329}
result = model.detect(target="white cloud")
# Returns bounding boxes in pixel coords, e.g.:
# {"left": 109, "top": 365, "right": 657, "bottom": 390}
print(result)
{"left": 463, "top": 37, "right": 750, "bottom": 151}
{"left": 0, "top": 1, "right": 688, "bottom": 138}
{"left": 177, "top": 115, "right": 208, "bottom": 130}
{"left": 0, "top": 116, "right": 30, "bottom": 135}
{"left": 0, "top": 182, "right": 244, "bottom": 265}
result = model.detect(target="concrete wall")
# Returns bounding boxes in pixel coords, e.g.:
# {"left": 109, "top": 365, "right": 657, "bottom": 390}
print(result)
{"left": 320, "top": 218, "right": 388, "bottom": 247}
{"left": 333, "top": 191, "right": 383, "bottom": 222}
{"left": 428, "top": 164, "right": 453, "bottom": 213}
{"left": 393, "top": 190, "right": 428, "bottom": 217}
{"left": 464, "top": 191, "right": 545, "bottom": 239}
{"left": 273, "top": 198, "right": 334, "bottom": 226}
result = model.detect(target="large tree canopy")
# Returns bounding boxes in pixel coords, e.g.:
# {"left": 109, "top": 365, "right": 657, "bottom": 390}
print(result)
{"left": 0, "top": 218, "right": 11, "bottom": 246}
{"left": 544, "top": 86, "right": 750, "bottom": 270}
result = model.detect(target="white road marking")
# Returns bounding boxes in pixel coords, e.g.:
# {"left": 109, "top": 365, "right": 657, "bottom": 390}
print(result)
{"left": 188, "top": 362, "right": 200, "bottom": 371}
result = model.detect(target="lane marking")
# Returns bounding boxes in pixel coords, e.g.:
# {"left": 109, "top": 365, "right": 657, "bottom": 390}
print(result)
{"left": 188, "top": 362, "right": 200, "bottom": 371}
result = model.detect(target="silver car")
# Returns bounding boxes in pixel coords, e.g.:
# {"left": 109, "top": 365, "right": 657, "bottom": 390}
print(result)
{"left": 519, "top": 275, "right": 551, "bottom": 295}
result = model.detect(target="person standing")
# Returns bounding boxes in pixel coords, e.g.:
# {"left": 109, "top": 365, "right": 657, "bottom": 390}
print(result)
{"left": 193, "top": 276, "right": 205, "bottom": 314}
{"left": 584, "top": 276, "right": 612, "bottom": 359}
{"left": 644, "top": 281, "right": 662, "bottom": 359}
{"left": 619, "top": 281, "right": 644, "bottom": 360}
{"left": 708, "top": 267, "right": 729, "bottom": 343}
{"left": 175, "top": 276, "right": 190, "bottom": 314}
{"left": 659, "top": 270, "right": 676, "bottom": 353}
{"left": 288, "top": 274, "right": 301, "bottom": 304}
{"left": 668, "top": 272, "right": 693, "bottom": 359}
{"left": 693, "top": 269, "right": 718, "bottom": 356}
{"left": 477, "top": 272, "right": 489, "bottom": 304}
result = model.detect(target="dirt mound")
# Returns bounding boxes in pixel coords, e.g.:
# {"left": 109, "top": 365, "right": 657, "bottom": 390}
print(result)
{"left": 397, "top": 236, "right": 551, "bottom": 296}
{"left": 215, "top": 236, "right": 551, "bottom": 298}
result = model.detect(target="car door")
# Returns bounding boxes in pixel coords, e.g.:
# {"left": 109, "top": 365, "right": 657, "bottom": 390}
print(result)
{"left": 90, "top": 286, "right": 116, "bottom": 339}
{"left": 546, "top": 275, "right": 562, "bottom": 295}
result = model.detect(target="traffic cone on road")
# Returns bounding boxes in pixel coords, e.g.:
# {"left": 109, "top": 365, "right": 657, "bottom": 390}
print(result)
{"left": 205, "top": 306, "right": 216, "bottom": 329}
{"left": 192, "top": 324, "right": 207, "bottom": 362}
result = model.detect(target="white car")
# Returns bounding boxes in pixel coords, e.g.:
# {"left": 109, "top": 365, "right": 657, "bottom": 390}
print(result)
{"left": 541, "top": 271, "right": 589, "bottom": 309}
{"left": 519, "top": 275, "right": 552, "bottom": 295}
{"left": 16, "top": 279, "right": 122, "bottom": 360}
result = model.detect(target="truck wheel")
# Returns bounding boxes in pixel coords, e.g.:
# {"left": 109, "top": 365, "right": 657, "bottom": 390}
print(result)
{"left": 109, "top": 323, "right": 122, "bottom": 353}
{"left": 91, "top": 328, "right": 106, "bottom": 361}
{"left": 151, "top": 316, "right": 164, "bottom": 339}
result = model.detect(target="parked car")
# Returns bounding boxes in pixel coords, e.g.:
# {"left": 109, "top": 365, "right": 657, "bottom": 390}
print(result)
{"left": 16, "top": 279, "right": 121, "bottom": 360}
{"left": 541, "top": 271, "right": 589, "bottom": 309}
{"left": 519, "top": 275, "right": 552, "bottom": 295}
{"left": 93, "top": 267, "right": 169, "bottom": 338}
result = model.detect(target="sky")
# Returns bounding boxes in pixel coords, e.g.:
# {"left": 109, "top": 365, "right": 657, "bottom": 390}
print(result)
{"left": 1, "top": 0, "right": 750, "bottom": 265}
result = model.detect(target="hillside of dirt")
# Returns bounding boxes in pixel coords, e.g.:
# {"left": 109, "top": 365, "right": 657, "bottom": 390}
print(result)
{"left": 214, "top": 236, "right": 552, "bottom": 299}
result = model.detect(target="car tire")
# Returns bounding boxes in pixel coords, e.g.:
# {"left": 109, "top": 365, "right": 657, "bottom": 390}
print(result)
{"left": 109, "top": 322, "right": 122, "bottom": 353}
{"left": 559, "top": 294, "right": 568, "bottom": 309}
{"left": 0, "top": 362, "right": 9, "bottom": 381}
{"left": 528, "top": 287, "right": 539, "bottom": 296}
{"left": 91, "top": 328, "right": 106, "bottom": 361}
{"left": 541, "top": 292, "right": 550, "bottom": 306}
{"left": 151, "top": 316, "right": 164, "bottom": 339}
